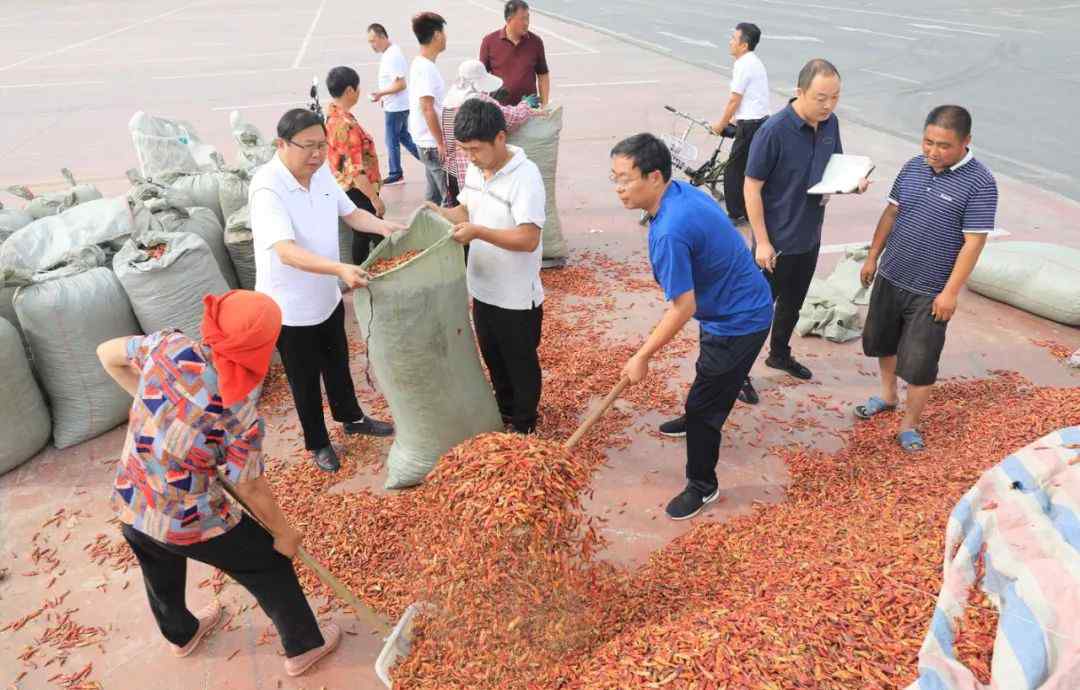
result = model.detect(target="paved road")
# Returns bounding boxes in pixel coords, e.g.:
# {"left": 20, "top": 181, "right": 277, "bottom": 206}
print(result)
{"left": 530, "top": 0, "right": 1080, "bottom": 202}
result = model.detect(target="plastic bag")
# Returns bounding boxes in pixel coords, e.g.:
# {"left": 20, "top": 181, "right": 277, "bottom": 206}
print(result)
{"left": 0, "top": 317, "right": 50, "bottom": 474}
{"left": 5, "top": 168, "right": 102, "bottom": 220}
{"left": 224, "top": 205, "right": 256, "bottom": 290}
{"left": 230, "top": 111, "right": 276, "bottom": 171}
{"left": 355, "top": 207, "right": 503, "bottom": 489}
{"left": 129, "top": 111, "right": 219, "bottom": 179}
{"left": 967, "top": 241, "right": 1080, "bottom": 326}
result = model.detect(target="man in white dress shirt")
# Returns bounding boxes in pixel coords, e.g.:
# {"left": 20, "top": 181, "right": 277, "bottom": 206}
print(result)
{"left": 250, "top": 108, "right": 404, "bottom": 473}
{"left": 710, "top": 22, "right": 770, "bottom": 225}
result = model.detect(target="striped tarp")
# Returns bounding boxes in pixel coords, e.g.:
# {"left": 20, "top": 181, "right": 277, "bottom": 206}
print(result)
{"left": 909, "top": 426, "right": 1080, "bottom": 690}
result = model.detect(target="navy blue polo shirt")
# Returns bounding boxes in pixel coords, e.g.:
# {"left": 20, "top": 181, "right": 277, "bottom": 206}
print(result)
{"left": 648, "top": 181, "right": 774, "bottom": 336}
{"left": 745, "top": 102, "right": 842, "bottom": 255}
{"left": 878, "top": 151, "right": 998, "bottom": 296}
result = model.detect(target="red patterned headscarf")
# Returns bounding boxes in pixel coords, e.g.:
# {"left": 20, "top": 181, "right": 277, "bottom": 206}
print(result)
{"left": 200, "top": 291, "right": 282, "bottom": 406}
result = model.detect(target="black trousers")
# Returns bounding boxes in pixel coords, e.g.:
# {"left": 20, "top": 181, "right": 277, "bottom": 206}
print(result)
{"left": 763, "top": 245, "right": 820, "bottom": 360}
{"left": 345, "top": 188, "right": 383, "bottom": 266}
{"left": 276, "top": 301, "right": 365, "bottom": 450}
{"left": 685, "top": 328, "right": 769, "bottom": 493}
{"left": 723, "top": 117, "right": 767, "bottom": 219}
{"left": 472, "top": 299, "right": 543, "bottom": 433}
{"left": 122, "top": 516, "right": 324, "bottom": 657}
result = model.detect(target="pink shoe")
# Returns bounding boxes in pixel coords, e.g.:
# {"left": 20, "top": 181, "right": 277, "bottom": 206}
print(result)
{"left": 284, "top": 623, "right": 341, "bottom": 677}
{"left": 171, "top": 601, "right": 222, "bottom": 657}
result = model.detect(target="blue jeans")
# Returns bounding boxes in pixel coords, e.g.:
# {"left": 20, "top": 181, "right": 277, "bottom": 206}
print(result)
{"left": 384, "top": 109, "right": 419, "bottom": 179}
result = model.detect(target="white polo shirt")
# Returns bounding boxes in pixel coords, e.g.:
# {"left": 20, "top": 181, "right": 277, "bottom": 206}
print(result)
{"left": 459, "top": 145, "right": 546, "bottom": 310}
{"left": 378, "top": 43, "right": 410, "bottom": 113}
{"left": 407, "top": 56, "right": 445, "bottom": 148}
{"left": 250, "top": 154, "right": 357, "bottom": 327}
{"left": 731, "top": 51, "right": 770, "bottom": 121}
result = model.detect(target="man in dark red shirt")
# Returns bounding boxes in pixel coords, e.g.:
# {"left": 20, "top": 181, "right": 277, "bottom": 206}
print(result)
{"left": 479, "top": 0, "right": 550, "bottom": 107}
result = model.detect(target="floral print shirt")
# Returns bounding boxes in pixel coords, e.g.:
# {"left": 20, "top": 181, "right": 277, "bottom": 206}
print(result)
{"left": 326, "top": 101, "right": 381, "bottom": 192}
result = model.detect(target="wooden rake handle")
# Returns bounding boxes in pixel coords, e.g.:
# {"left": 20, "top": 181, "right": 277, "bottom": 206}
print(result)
{"left": 565, "top": 378, "right": 630, "bottom": 451}
{"left": 218, "top": 476, "right": 392, "bottom": 636}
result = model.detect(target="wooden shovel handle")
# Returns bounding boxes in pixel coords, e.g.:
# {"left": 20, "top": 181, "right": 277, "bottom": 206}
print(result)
{"left": 565, "top": 378, "right": 630, "bottom": 451}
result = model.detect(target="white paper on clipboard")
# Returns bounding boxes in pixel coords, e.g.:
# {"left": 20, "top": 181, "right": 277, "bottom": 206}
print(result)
{"left": 807, "top": 154, "right": 875, "bottom": 194}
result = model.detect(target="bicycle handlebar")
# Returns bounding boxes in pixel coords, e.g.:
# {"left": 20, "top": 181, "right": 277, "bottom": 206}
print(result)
{"left": 663, "top": 105, "right": 719, "bottom": 134}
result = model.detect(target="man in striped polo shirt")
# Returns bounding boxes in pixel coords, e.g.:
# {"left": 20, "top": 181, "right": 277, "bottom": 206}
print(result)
{"left": 854, "top": 105, "right": 997, "bottom": 452}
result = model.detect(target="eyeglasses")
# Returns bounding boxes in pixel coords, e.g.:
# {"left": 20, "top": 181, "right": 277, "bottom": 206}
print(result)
{"left": 288, "top": 139, "right": 329, "bottom": 153}
{"left": 609, "top": 173, "right": 643, "bottom": 189}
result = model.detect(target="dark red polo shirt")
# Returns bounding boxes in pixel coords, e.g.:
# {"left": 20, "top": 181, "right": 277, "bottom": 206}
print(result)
{"left": 479, "top": 28, "right": 549, "bottom": 106}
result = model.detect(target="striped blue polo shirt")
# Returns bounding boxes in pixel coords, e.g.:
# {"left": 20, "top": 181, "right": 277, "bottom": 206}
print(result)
{"left": 878, "top": 150, "right": 998, "bottom": 296}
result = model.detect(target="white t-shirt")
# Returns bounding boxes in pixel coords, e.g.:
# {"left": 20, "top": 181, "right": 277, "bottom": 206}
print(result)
{"left": 407, "top": 56, "right": 445, "bottom": 148}
{"left": 378, "top": 43, "right": 410, "bottom": 113}
{"left": 250, "top": 155, "right": 357, "bottom": 327}
{"left": 731, "top": 51, "right": 771, "bottom": 121}
{"left": 459, "top": 145, "right": 546, "bottom": 310}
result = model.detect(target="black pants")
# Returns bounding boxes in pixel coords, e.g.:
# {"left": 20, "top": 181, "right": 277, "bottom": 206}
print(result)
{"left": 277, "top": 301, "right": 365, "bottom": 450}
{"left": 685, "top": 328, "right": 769, "bottom": 493}
{"left": 723, "top": 117, "right": 767, "bottom": 219}
{"left": 763, "top": 245, "right": 820, "bottom": 360}
{"left": 345, "top": 188, "right": 383, "bottom": 266}
{"left": 122, "top": 516, "right": 323, "bottom": 658}
{"left": 472, "top": 299, "right": 543, "bottom": 433}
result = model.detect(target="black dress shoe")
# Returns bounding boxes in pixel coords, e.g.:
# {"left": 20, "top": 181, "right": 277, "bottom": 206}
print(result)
{"left": 737, "top": 377, "right": 760, "bottom": 405}
{"left": 313, "top": 446, "right": 340, "bottom": 473}
{"left": 343, "top": 415, "right": 394, "bottom": 437}
{"left": 765, "top": 355, "right": 813, "bottom": 380}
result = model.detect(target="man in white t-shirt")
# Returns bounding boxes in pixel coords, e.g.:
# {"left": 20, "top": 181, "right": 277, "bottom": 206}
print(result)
{"left": 368, "top": 23, "right": 419, "bottom": 187}
{"left": 710, "top": 22, "right": 770, "bottom": 225}
{"left": 407, "top": 12, "right": 449, "bottom": 206}
{"left": 429, "top": 99, "right": 546, "bottom": 433}
{"left": 250, "top": 108, "right": 405, "bottom": 472}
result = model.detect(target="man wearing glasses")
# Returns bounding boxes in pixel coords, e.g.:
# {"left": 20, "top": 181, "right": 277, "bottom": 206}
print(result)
{"left": 250, "top": 109, "right": 404, "bottom": 473}
{"left": 611, "top": 133, "right": 773, "bottom": 521}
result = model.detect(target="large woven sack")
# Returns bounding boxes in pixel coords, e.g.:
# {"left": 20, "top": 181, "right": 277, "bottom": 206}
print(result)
{"left": 224, "top": 206, "right": 256, "bottom": 290}
{"left": 230, "top": 111, "right": 275, "bottom": 172}
{"left": 156, "top": 206, "right": 239, "bottom": 290}
{"left": 129, "top": 111, "right": 219, "bottom": 179}
{"left": 218, "top": 171, "right": 250, "bottom": 223}
{"left": 355, "top": 207, "right": 502, "bottom": 489}
{"left": 967, "top": 241, "right": 1080, "bottom": 326}
{"left": 507, "top": 106, "right": 567, "bottom": 260}
{"left": 0, "top": 197, "right": 139, "bottom": 284}
{"left": 166, "top": 172, "right": 225, "bottom": 225}
{"left": 0, "top": 201, "right": 34, "bottom": 242}
{"left": 114, "top": 232, "right": 230, "bottom": 339}
{"left": 0, "top": 317, "right": 50, "bottom": 474}
{"left": 14, "top": 267, "right": 141, "bottom": 449}
{"left": 6, "top": 169, "right": 102, "bottom": 220}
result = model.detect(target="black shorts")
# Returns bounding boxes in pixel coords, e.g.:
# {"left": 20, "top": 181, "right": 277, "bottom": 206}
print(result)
{"left": 862, "top": 276, "right": 948, "bottom": 386}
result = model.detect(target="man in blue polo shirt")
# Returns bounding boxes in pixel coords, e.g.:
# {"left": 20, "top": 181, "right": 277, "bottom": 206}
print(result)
{"left": 855, "top": 105, "right": 997, "bottom": 452}
{"left": 611, "top": 133, "right": 774, "bottom": 521}
{"left": 743, "top": 58, "right": 868, "bottom": 401}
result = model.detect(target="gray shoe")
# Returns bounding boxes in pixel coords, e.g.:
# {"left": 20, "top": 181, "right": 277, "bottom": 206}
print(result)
{"left": 313, "top": 446, "right": 340, "bottom": 473}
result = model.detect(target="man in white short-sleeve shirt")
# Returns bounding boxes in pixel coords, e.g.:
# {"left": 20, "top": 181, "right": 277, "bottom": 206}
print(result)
{"left": 368, "top": 23, "right": 419, "bottom": 186}
{"left": 250, "top": 108, "right": 404, "bottom": 472}
{"left": 430, "top": 99, "right": 546, "bottom": 434}
{"left": 710, "top": 22, "right": 770, "bottom": 223}
{"left": 407, "top": 12, "right": 449, "bottom": 206}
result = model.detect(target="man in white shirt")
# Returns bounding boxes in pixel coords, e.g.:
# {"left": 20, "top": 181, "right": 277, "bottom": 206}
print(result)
{"left": 250, "top": 108, "right": 404, "bottom": 472}
{"left": 368, "top": 23, "right": 419, "bottom": 187}
{"left": 407, "top": 12, "right": 449, "bottom": 206}
{"left": 710, "top": 22, "right": 770, "bottom": 225}
{"left": 430, "top": 99, "right": 546, "bottom": 433}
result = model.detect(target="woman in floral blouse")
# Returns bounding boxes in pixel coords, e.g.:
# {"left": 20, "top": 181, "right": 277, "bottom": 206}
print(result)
{"left": 326, "top": 65, "right": 385, "bottom": 264}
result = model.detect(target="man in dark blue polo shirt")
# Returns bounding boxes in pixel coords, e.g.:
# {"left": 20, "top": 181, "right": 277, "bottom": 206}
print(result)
{"left": 855, "top": 105, "right": 997, "bottom": 452}
{"left": 611, "top": 133, "right": 774, "bottom": 521}
{"left": 743, "top": 58, "right": 868, "bottom": 399}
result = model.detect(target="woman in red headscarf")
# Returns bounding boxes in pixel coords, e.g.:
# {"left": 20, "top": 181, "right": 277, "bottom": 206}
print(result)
{"left": 96, "top": 290, "right": 338, "bottom": 677}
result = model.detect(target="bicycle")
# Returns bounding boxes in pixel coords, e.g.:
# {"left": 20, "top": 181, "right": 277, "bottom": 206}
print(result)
{"left": 661, "top": 105, "right": 736, "bottom": 204}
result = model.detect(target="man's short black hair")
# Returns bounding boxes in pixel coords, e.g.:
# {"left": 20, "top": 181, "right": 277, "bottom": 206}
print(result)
{"left": 454, "top": 99, "right": 507, "bottom": 143}
{"left": 326, "top": 66, "right": 360, "bottom": 98}
{"left": 504, "top": 0, "right": 529, "bottom": 20}
{"left": 368, "top": 23, "right": 388, "bottom": 38}
{"left": 412, "top": 11, "right": 446, "bottom": 45}
{"left": 610, "top": 133, "right": 672, "bottom": 183}
{"left": 925, "top": 105, "right": 972, "bottom": 139}
{"left": 797, "top": 58, "right": 841, "bottom": 91}
{"left": 277, "top": 108, "right": 326, "bottom": 141}
{"left": 735, "top": 22, "right": 761, "bottom": 51}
